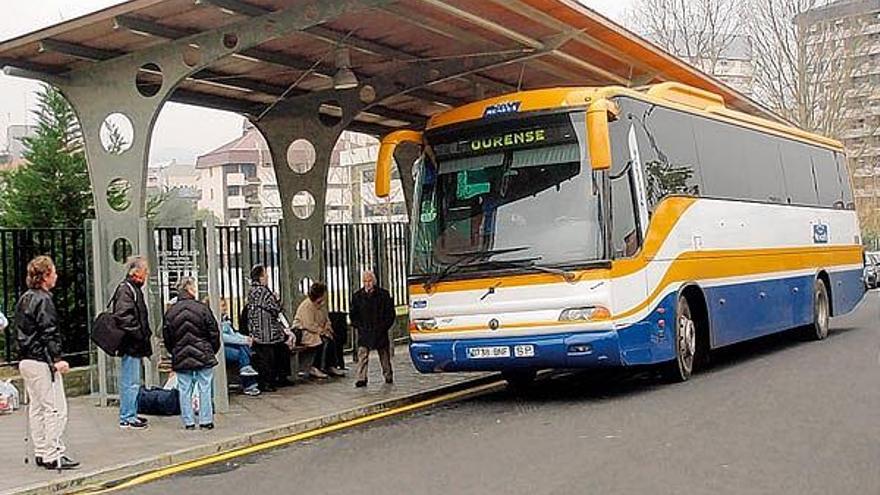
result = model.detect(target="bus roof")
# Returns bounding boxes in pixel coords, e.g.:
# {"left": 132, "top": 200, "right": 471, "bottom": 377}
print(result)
{"left": 425, "top": 83, "right": 843, "bottom": 152}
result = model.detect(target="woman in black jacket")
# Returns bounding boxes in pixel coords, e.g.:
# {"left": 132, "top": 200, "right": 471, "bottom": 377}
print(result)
{"left": 162, "top": 277, "right": 220, "bottom": 430}
{"left": 245, "top": 265, "right": 291, "bottom": 392}
{"left": 16, "top": 256, "right": 78, "bottom": 470}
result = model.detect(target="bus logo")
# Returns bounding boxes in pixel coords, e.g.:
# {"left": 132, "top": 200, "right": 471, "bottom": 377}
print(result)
{"left": 813, "top": 224, "right": 829, "bottom": 244}
{"left": 412, "top": 300, "right": 427, "bottom": 309}
{"left": 483, "top": 101, "right": 521, "bottom": 117}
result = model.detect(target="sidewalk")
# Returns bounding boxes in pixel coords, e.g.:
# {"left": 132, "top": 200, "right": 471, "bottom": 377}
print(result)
{"left": 0, "top": 346, "right": 497, "bottom": 495}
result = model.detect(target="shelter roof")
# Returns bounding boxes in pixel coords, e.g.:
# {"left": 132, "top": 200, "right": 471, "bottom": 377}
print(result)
{"left": 0, "top": 0, "right": 779, "bottom": 135}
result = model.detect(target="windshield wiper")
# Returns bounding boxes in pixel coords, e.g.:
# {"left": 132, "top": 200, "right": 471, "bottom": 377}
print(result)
{"left": 424, "top": 246, "right": 531, "bottom": 290}
{"left": 464, "top": 256, "right": 578, "bottom": 283}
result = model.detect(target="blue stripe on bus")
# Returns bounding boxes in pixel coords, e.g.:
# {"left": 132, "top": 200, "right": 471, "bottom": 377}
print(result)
{"left": 408, "top": 270, "right": 866, "bottom": 373}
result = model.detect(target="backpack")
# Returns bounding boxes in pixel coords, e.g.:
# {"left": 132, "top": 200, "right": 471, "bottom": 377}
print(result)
{"left": 91, "top": 283, "right": 135, "bottom": 356}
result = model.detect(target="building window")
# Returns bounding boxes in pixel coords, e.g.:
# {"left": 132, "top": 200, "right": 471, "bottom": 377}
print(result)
{"left": 227, "top": 186, "right": 242, "bottom": 196}
{"left": 241, "top": 164, "right": 257, "bottom": 178}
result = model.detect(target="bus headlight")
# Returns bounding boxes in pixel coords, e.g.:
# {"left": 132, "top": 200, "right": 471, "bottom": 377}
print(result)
{"left": 559, "top": 306, "right": 611, "bottom": 322}
{"left": 411, "top": 318, "right": 437, "bottom": 332}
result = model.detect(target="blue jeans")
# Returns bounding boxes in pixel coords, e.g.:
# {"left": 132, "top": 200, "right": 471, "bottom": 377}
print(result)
{"left": 119, "top": 355, "right": 141, "bottom": 424}
{"left": 177, "top": 368, "right": 214, "bottom": 427}
{"left": 225, "top": 344, "right": 256, "bottom": 389}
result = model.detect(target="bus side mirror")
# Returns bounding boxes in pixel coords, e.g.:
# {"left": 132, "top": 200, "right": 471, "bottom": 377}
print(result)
{"left": 376, "top": 130, "right": 423, "bottom": 198}
{"left": 586, "top": 98, "right": 619, "bottom": 171}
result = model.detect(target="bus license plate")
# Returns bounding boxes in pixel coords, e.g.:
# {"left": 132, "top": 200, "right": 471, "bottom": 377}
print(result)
{"left": 467, "top": 346, "right": 510, "bottom": 359}
{"left": 514, "top": 345, "right": 535, "bottom": 357}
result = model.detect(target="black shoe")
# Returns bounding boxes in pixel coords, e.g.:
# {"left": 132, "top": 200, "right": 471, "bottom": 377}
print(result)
{"left": 34, "top": 456, "right": 44, "bottom": 467}
{"left": 120, "top": 418, "right": 149, "bottom": 430}
{"left": 43, "top": 456, "right": 79, "bottom": 470}
{"left": 385, "top": 378, "right": 394, "bottom": 385}
{"left": 355, "top": 380, "right": 367, "bottom": 388}
{"left": 137, "top": 416, "right": 149, "bottom": 424}
{"left": 185, "top": 424, "right": 196, "bottom": 430}
{"left": 199, "top": 423, "right": 214, "bottom": 430}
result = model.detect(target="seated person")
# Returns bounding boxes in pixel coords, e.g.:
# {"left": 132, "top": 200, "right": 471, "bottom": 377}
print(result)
{"left": 221, "top": 315, "right": 260, "bottom": 396}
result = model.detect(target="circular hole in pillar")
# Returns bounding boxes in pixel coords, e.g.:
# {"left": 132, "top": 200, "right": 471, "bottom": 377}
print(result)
{"left": 100, "top": 113, "right": 134, "bottom": 155}
{"left": 223, "top": 33, "right": 239, "bottom": 49}
{"left": 135, "top": 62, "right": 163, "bottom": 98}
{"left": 359, "top": 85, "right": 376, "bottom": 104}
{"left": 291, "top": 190, "right": 316, "bottom": 220}
{"left": 286, "top": 139, "right": 316, "bottom": 174}
{"left": 295, "top": 238, "right": 314, "bottom": 261}
{"left": 182, "top": 45, "right": 201, "bottom": 67}
{"left": 298, "top": 276, "right": 314, "bottom": 297}
{"left": 112, "top": 238, "right": 133, "bottom": 264}
{"left": 107, "top": 178, "right": 132, "bottom": 212}
{"left": 318, "top": 100, "right": 343, "bottom": 128}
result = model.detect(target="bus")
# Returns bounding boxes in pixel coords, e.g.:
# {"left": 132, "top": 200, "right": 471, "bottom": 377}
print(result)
{"left": 374, "top": 82, "right": 866, "bottom": 386}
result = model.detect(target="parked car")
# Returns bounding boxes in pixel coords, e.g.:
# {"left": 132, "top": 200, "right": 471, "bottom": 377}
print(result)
{"left": 864, "top": 251, "right": 880, "bottom": 289}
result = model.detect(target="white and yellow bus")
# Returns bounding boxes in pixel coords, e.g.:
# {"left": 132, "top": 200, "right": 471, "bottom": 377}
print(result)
{"left": 375, "top": 83, "right": 865, "bottom": 385}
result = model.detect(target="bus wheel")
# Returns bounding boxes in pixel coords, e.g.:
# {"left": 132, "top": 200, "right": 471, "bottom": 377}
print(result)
{"left": 502, "top": 369, "right": 537, "bottom": 391}
{"left": 664, "top": 295, "right": 696, "bottom": 382}
{"left": 807, "top": 279, "right": 830, "bottom": 341}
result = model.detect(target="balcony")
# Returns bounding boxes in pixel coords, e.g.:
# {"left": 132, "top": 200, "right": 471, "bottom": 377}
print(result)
{"left": 227, "top": 196, "right": 248, "bottom": 209}
{"left": 227, "top": 173, "right": 246, "bottom": 186}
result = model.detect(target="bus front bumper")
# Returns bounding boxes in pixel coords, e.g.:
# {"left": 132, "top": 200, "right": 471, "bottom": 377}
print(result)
{"left": 409, "top": 331, "right": 623, "bottom": 373}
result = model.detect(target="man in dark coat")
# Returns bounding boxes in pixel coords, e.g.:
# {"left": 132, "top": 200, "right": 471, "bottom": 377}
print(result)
{"left": 112, "top": 256, "right": 153, "bottom": 430}
{"left": 163, "top": 277, "right": 220, "bottom": 429}
{"left": 350, "top": 271, "right": 396, "bottom": 387}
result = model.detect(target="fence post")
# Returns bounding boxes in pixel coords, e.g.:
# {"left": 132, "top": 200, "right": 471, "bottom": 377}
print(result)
{"left": 90, "top": 221, "right": 109, "bottom": 406}
{"left": 141, "top": 218, "right": 161, "bottom": 387}
{"left": 240, "top": 219, "right": 252, "bottom": 283}
{"left": 205, "top": 217, "right": 229, "bottom": 413}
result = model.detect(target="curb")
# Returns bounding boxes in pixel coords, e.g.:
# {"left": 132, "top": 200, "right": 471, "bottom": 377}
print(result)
{"left": 5, "top": 374, "right": 504, "bottom": 495}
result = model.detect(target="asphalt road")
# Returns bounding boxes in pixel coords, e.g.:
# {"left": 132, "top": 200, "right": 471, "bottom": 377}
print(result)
{"left": 130, "top": 293, "right": 880, "bottom": 495}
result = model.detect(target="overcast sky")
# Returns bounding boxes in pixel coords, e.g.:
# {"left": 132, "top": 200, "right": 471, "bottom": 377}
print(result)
{"left": 0, "top": 0, "right": 631, "bottom": 164}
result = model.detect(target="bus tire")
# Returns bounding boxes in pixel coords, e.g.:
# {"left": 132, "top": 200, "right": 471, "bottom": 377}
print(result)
{"left": 664, "top": 295, "right": 697, "bottom": 382}
{"left": 807, "top": 279, "right": 830, "bottom": 341}
{"left": 502, "top": 369, "right": 537, "bottom": 391}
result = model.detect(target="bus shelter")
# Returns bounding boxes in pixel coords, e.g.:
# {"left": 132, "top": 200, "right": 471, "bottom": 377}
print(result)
{"left": 0, "top": 0, "right": 775, "bottom": 409}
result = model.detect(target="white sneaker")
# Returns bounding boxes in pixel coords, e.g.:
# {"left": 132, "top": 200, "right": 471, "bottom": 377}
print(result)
{"left": 309, "top": 367, "right": 329, "bottom": 379}
{"left": 243, "top": 386, "right": 261, "bottom": 396}
{"left": 239, "top": 365, "right": 259, "bottom": 377}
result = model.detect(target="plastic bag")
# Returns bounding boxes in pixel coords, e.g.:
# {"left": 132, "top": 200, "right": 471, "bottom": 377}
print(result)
{"left": 0, "top": 380, "right": 20, "bottom": 414}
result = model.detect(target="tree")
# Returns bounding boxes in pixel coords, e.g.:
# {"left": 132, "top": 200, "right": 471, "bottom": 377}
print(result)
{"left": 627, "top": 0, "right": 745, "bottom": 78}
{"left": 0, "top": 85, "right": 92, "bottom": 227}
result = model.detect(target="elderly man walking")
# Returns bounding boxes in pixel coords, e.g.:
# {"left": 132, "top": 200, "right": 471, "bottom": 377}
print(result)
{"left": 112, "top": 256, "right": 153, "bottom": 430}
{"left": 350, "top": 271, "right": 396, "bottom": 388}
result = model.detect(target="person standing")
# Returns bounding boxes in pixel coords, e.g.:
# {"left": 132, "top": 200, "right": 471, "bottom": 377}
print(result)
{"left": 16, "top": 256, "right": 79, "bottom": 470}
{"left": 162, "top": 277, "right": 221, "bottom": 430}
{"left": 350, "top": 271, "right": 396, "bottom": 388}
{"left": 112, "top": 256, "right": 153, "bottom": 430}
{"left": 246, "top": 265, "right": 291, "bottom": 391}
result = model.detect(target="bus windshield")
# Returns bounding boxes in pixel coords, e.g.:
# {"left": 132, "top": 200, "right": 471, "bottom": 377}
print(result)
{"left": 410, "top": 111, "right": 604, "bottom": 278}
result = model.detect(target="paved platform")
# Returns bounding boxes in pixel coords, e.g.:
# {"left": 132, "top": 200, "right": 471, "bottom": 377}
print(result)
{"left": 0, "top": 346, "right": 495, "bottom": 495}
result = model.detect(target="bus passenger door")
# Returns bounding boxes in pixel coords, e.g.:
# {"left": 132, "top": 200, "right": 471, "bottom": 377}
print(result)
{"left": 609, "top": 123, "right": 653, "bottom": 364}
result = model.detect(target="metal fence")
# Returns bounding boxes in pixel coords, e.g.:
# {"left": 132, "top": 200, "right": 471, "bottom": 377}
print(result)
{"left": 153, "top": 222, "right": 410, "bottom": 321}
{"left": 0, "top": 228, "right": 91, "bottom": 368}
{"left": 0, "top": 223, "right": 409, "bottom": 367}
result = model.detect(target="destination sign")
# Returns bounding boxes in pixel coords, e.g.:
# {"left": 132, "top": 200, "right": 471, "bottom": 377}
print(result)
{"left": 433, "top": 124, "right": 574, "bottom": 158}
